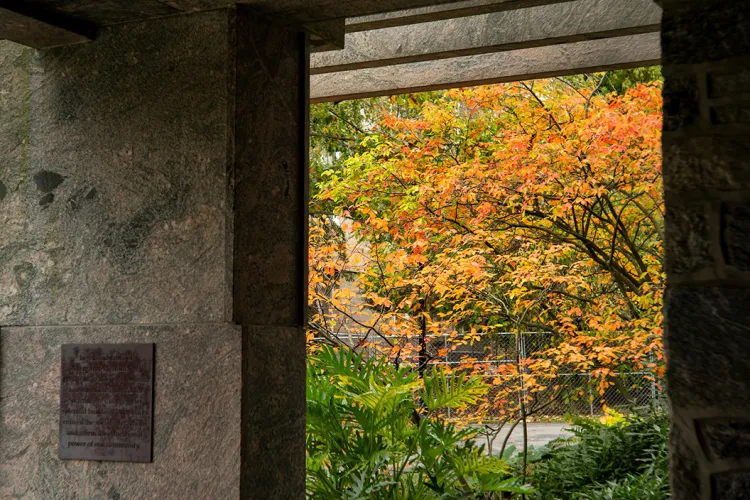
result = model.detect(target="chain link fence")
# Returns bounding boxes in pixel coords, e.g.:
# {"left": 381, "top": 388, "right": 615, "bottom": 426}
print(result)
{"left": 314, "top": 331, "right": 663, "bottom": 421}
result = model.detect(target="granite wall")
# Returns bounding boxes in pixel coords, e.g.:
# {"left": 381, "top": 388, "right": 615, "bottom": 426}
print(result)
{"left": 0, "top": 7, "right": 307, "bottom": 498}
{"left": 0, "top": 11, "right": 233, "bottom": 326}
{"left": 662, "top": 1, "right": 750, "bottom": 498}
{"left": 0, "top": 324, "right": 241, "bottom": 499}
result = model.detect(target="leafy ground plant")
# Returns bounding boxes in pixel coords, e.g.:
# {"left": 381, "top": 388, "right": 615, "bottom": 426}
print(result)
{"left": 306, "top": 346, "right": 533, "bottom": 499}
{"left": 526, "top": 411, "right": 670, "bottom": 499}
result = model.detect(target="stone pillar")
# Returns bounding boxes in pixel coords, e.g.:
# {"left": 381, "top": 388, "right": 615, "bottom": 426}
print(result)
{"left": 0, "top": 7, "right": 307, "bottom": 498}
{"left": 662, "top": 1, "right": 750, "bottom": 498}
{"left": 233, "top": 7, "right": 308, "bottom": 498}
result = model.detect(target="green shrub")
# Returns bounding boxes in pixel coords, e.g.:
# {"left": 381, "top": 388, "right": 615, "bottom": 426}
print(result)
{"left": 528, "top": 411, "right": 670, "bottom": 499}
{"left": 306, "top": 347, "right": 669, "bottom": 499}
{"left": 306, "top": 346, "right": 532, "bottom": 499}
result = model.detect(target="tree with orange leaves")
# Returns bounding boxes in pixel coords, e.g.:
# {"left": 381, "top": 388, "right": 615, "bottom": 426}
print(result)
{"left": 309, "top": 74, "right": 664, "bottom": 417}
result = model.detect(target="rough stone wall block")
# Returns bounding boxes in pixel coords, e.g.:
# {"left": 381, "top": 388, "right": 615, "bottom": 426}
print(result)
{"left": 1, "top": 6, "right": 308, "bottom": 498}
{"left": 662, "top": 1, "right": 750, "bottom": 498}
{"left": 0, "top": 11, "right": 232, "bottom": 327}
{"left": 0, "top": 325, "right": 242, "bottom": 499}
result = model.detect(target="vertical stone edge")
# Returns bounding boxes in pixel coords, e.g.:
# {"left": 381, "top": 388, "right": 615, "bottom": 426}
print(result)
{"left": 299, "top": 30, "right": 311, "bottom": 330}
{"left": 225, "top": 6, "right": 237, "bottom": 324}
{"left": 232, "top": 8, "right": 309, "bottom": 498}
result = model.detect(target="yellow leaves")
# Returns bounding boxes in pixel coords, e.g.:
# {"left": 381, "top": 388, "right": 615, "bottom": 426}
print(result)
{"left": 369, "top": 295, "right": 393, "bottom": 308}
{"left": 308, "top": 79, "right": 665, "bottom": 421}
{"left": 467, "top": 327, "right": 481, "bottom": 343}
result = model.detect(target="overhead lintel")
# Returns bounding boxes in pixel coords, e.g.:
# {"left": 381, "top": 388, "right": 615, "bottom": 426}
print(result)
{"left": 311, "top": 33, "right": 661, "bottom": 103}
{"left": 0, "top": 2, "right": 93, "bottom": 49}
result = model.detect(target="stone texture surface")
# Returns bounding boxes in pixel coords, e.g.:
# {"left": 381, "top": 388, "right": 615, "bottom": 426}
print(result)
{"left": 234, "top": 8, "right": 306, "bottom": 328}
{"left": 0, "top": 5, "right": 92, "bottom": 49}
{"left": 663, "top": 3, "right": 750, "bottom": 498}
{"left": 241, "top": 325, "right": 306, "bottom": 499}
{"left": 346, "top": 0, "right": 564, "bottom": 32}
{"left": 161, "top": 0, "right": 572, "bottom": 24}
{"left": 1, "top": 0, "right": 574, "bottom": 33}
{"left": 311, "top": 33, "right": 661, "bottom": 102}
{"left": 666, "top": 287, "right": 750, "bottom": 410}
{"left": 34, "top": 0, "right": 177, "bottom": 25}
{"left": 664, "top": 201, "right": 713, "bottom": 275}
{"left": 712, "top": 472, "right": 750, "bottom": 499}
{"left": 722, "top": 204, "right": 750, "bottom": 272}
{"left": 233, "top": 9, "right": 307, "bottom": 498}
{"left": 307, "top": 19, "right": 344, "bottom": 52}
{"left": 663, "top": 135, "right": 750, "bottom": 194}
{"left": 669, "top": 422, "right": 702, "bottom": 500}
{"left": 662, "top": 0, "right": 750, "bottom": 65}
{"left": 0, "top": 323, "right": 241, "bottom": 499}
{"left": 311, "top": 0, "right": 660, "bottom": 74}
{"left": 1, "top": 5, "right": 309, "bottom": 499}
{"left": 708, "top": 68, "right": 750, "bottom": 99}
{"left": 661, "top": 70, "right": 700, "bottom": 133}
{"left": 0, "top": 10, "right": 232, "bottom": 326}
{"left": 697, "top": 419, "right": 750, "bottom": 461}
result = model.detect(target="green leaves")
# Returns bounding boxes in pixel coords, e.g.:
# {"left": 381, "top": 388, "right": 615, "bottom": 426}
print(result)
{"left": 421, "top": 369, "right": 487, "bottom": 411}
{"left": 306, "top": 346, "right": 530, "bottom": 498}
{"left": 527, "top": 411, "right": 670, "bottom": 499}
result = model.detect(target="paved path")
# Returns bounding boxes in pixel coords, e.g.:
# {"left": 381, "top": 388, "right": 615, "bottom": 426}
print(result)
{"left": 475, "top": 423, "right": 573, "bottom": 455}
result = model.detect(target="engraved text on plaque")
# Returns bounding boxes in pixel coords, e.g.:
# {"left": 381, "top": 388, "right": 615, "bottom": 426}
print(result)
{"left": 59, "top": 343, "right": 154, "bottom": 462}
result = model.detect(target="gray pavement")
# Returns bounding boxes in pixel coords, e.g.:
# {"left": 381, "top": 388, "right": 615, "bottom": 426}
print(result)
{"left": 475, "top": 423, "right": 573, "bottom": 455}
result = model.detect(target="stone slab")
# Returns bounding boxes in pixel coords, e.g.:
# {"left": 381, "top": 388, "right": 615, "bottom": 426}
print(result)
{"left": 241, "top": 325, "right": 306, "bottom": 499}
{"left": 666, "top": 287, "right": 750, "bottom": 410}
{"left": 0, "top": 0, "right": 575, "bottom": 32}
{"left": 0, "top": 5, "right": 92, "bottom": 49}
{"left": 0, "top": 323, "right": 241, "bottom": 499}
{"left": 0, "top": 10, "right": 232, "bottom": 326}
{"left": 16, "top": 0, "right": 179, "bottom": 26}
{"left": 234, "top": 10, "right": 306, "bottom": 328}
{"left": 345, "top": 0, "right": 574, "bottom": 32}
{"left": 311, "top": 33, "right": 661, "bottom": 102}
{"left": 312, "top": 0, "right": 660, "bottom": 74}
{"left": 161, "top": 0, "right": 575, "bottom": 24}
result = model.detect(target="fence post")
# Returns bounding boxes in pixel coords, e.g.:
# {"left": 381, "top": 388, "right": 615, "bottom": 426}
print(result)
{"left": 649, "top": 350, "right": 658, "bottom": 408}
{"left": 521, "top": 333, "right": 527, "bottom": 404}
{"left": 588, "top": 373, "right": 594, "bottom": 417}
{"left": 445, "top": 335, "right": 451, "bottom": 419}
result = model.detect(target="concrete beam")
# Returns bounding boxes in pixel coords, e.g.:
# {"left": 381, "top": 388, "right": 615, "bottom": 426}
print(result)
{"left": 0, "top": 3, "right": 92, "bottom": 49}
{"left": 345, "top": 0, "right": 576, "bottom": 32}
{"left": 312, "top": 0, "right": 661, "bottom": 75}
{"left": 168, "top": 0, "right": 575, "bottom": 24}
{"left": 307, "top": 19, "right": 345, "bottom": 52}
{"left": 310, "top": 32, "right": 661, "bottom": 103}
{"left": 1, "top": 0, "right": 576, "bottom": 39}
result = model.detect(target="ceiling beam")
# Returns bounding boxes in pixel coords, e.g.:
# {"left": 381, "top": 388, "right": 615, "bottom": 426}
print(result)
{"left": 345, "top": 0, "right": 576, "bottom": 32}
{"left": 171, "top": 0, "right": 576, "bottom": 24}
{"left": 0, "top": 3, "right": 92, "bottom": 49}
{"left": 307, "top": 19, "right": 345, "bottom": 52}
{"left": 312, "top": 0, "right": 661, "bottom": 75}
{"left": 310, "top": 32, "right": 661, "bottom": 103}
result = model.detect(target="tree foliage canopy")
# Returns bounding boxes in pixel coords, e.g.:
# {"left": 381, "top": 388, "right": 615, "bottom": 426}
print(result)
{"left": 309, "top": 72, "right": 664, "bottom": 409}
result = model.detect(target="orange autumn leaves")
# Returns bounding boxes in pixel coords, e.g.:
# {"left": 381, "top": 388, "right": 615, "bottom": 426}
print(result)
{"left": 309, "top": 77, "right": 664, "bottom": 411}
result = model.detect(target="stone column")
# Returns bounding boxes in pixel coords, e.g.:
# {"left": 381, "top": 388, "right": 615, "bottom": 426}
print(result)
{"left": 0, "top": 7, "right": 307, "bottom": 499}
{"left": 662, "top": 1, "right": 750, "bottom": 498}
{"left": 233, "top": 7, "right": 308, "bottom": 498}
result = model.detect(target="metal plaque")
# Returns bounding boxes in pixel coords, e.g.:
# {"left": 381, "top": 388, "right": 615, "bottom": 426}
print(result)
{"left": 59, "top": 343, "right": 154, "bottom": 462}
